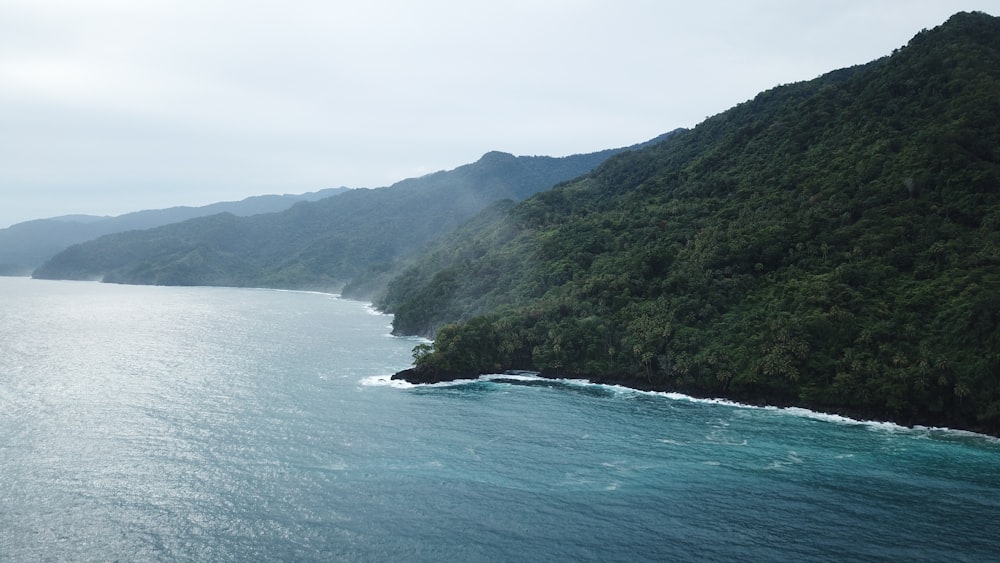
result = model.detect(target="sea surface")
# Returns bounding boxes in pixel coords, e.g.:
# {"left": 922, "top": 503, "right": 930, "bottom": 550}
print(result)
{"left": 1, "top": 277, "right": 998, "bottom": 562}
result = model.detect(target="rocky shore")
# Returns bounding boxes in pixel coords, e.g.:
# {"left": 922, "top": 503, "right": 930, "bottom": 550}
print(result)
{"left": 391, "top": 365, "right": 1000, "bottom": 438}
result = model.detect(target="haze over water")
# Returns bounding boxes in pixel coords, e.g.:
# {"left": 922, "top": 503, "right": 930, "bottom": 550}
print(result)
{"left": 1, "top": 277, "right": 998, "bottom": 561}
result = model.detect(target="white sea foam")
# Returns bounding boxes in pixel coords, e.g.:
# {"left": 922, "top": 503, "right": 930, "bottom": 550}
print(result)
{"left": 422, "top": 377, "right": 485, "bottom": 387}
{"left": 268, "top": 287, "right": 341, "bottom": 298}
{"left": 775, "top": 406, "right": 903, "bottom": 431}
{"left": 908, "top": 425, "right": 1000, "bottom": 446}
{"left": 359, "top": 375, "right": 390, "bottom": 386}
{"left": 764, "top": 451, "right": 807, "bottom": 471}
{"left": 561, "top": 382, "right": 990, "bottom": 439}
{"left": 378, "top": 331, "right": 431, "bottom": 343}
{"left": 363, "top": 303, "right": 391, "bottom": 317}
{"left": 379, "top": 371, "right": 1000, "bottom": 443}
{"left": 480, "top": 373, "right": 547, "bottom": 383}
{"left": 667, "top": 394, "right": 999, "bottom": 443}
{"left": 658, "top": 392, "right": 928, "bottom": 435}
{"left": 769, "top": 409, "right": 1000, "bottom": 447}
{"left": 712, "top": 438, "right": 748, "bottom": 446}
{"left": 359, "top": 375, "right": 414, "bottom": 389}
{"left": 360, "top": 374, "right": 486, "bottom": 389}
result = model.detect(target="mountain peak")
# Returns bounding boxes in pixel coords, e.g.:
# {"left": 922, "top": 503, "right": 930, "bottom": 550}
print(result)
{"left": 908, "top": 10, "right": 999, "bottom": 47}
{"left": 477, "top": 151, "right": 517, "bottom": 164}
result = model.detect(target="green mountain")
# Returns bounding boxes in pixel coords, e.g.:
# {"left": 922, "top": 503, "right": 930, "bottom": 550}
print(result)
{"left": 33, "top": 143, "right": 658, "bottom": 290}
{"left": 0, "top": 188, "right": 347, "bottom": 276}
{"left": 386, "top": 12, "right": 1000, "bottom": 435}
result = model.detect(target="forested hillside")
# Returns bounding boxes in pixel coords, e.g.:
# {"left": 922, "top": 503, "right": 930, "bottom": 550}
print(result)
{"left": 33, "top": 144, "right": 656, "bottom": 290}
{"left": 0, "top": 187, "right": 346, "bottom": 276}
{"left": 387, "top": 12, "right": 1000, "bottom": 435}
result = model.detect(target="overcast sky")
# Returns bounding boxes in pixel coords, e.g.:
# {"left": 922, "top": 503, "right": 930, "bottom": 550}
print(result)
{"left": 0, "top": 1, "right": 994, "bottom": 228}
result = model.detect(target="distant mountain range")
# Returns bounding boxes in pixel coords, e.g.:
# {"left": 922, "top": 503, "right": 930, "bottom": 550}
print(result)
{"left": 33, "top": 133, "right": 675, "bottom": 290}
{"left": 0, "top": 188, "right": 347, "bottom": 275}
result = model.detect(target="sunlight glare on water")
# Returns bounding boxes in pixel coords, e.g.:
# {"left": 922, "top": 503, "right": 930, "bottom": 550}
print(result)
{"left": 1, "top": 278, "right": 998, "bottom": 561}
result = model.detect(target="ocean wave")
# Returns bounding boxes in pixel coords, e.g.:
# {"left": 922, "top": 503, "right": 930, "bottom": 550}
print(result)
{"left": 770, "top": 408, "right": 1000, "bottom": 446}
{"left": 372, "top": 371, "right": 1000, "bottom": 444}
{"left": 593, "top": 386, "right": 999, "bottom": 442}
{"left": 390, "top": 334, "right": 432, "bottom": 344}
{"left": 363, "top": 303, "right": 391, "bottom": 317}
{"left": 267, "top": 287, "right": 341, "bottom": 298}
{"left": 480, "top": 373, "right": 549, "bottom": 383}
{"left": 653, "top": 391, "right": 1000, "bottom": 443}
{"left": 774, "top": 406, "right": 902, "bottom": 431}
{"left": 907, "top": 425, "right": 1000, "bottom": 447}
{"left": 358, "top": 375, "right": 414, "bottom": 389}
{"left": 358, "top": 374, "right": 482, "bottom": 389}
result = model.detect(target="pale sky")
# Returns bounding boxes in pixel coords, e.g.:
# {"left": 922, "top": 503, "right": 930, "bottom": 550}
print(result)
{"left": 0, "top": 1, "right": 994, "bottom": 228}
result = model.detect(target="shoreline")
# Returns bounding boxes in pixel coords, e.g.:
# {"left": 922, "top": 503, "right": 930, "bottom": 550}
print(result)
{"left": 391, "top": 365, "right": 1000, "bottom": 440}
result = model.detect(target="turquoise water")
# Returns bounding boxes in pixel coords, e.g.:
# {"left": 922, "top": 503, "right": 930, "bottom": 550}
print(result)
{"left": 1, "top": 278, "right": 998, "bottom": 561}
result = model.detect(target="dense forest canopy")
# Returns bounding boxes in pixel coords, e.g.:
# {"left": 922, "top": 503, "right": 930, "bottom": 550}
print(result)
{"left": 385, "top": 12, "right": 1000, "bottom": 435}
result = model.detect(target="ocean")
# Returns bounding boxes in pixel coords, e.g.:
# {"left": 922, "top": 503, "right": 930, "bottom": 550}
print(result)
{"left": 1, "top": 277, "right": 998, "bottom": 561}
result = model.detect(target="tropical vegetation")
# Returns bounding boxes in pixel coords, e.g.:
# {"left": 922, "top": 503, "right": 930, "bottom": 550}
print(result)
{"left": 384, "top": 12, "right": 1000, "bottom": 435}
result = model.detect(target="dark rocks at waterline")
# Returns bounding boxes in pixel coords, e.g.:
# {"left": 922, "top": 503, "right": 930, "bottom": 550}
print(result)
{"left": 390, "top": 365, "right": 477, "bottom": 385}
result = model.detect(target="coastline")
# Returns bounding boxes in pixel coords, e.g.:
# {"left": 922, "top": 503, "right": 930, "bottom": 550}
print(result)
{"left": 390, "top": 365, "right": 1000, "bottom": 440}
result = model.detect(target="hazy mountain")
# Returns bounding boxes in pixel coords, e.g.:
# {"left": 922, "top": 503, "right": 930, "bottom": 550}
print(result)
{"left": 33, "top": 137, "right": 672, "bottom": 289}
{"left": 0, "top": 188, "right": 347, "bottom": 275}
{"left": 385, "top": 12, "right": 1000, "bottom": 435}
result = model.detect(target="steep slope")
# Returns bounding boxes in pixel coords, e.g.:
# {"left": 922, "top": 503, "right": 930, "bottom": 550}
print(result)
{"left": 0, "top": 188, "right": 346, "bottom": 275}
{"left": 33, "top": 144, "right": 650, "bottom": 290}
{"left": 387, "top": 12, "right": 1000, "bottom": 435}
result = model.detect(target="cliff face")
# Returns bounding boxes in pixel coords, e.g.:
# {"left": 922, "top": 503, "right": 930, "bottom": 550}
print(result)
{"left": 388, "top": 12, "right": 1000, "bottom": 436}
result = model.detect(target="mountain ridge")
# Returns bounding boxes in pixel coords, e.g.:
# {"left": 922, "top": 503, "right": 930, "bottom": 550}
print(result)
{"left": 387, "top": 11, "right": 1000, "bottom": 436}
{"left": 0, "top": 187, "right": 347, "bottom": 275}
{"left": 33, "top": 138, "right": 673, "bottom": 290}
